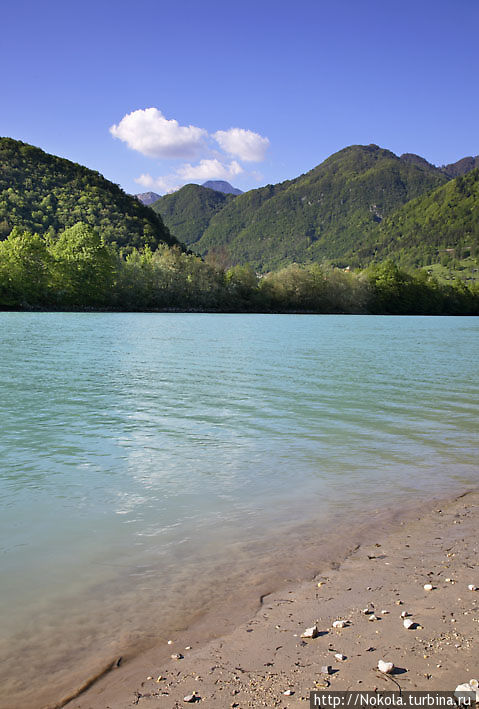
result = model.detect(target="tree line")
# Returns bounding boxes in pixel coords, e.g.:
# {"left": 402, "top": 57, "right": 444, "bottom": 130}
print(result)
{"left": 0, "top": 223, "right": 478, "bottom": 314}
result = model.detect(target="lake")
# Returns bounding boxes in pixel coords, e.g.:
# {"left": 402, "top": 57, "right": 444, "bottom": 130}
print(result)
{"left": 0, "top": 313, "right": 478, "bottom": 707}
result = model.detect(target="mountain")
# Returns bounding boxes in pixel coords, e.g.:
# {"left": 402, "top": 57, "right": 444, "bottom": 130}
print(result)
{"left": 369, "top": 168, "right": 479, "bottom": 267}
{"left": 0, "top": 138, "right": 179, "bottom": 251}
{"left": 400, "top": 152, "right": 479, "bottom": 180}
{"left": 151, "top": 184, "right": 236, "bottom": 246}
{"left": 135, "top": 191, "right": 161, "bottom": 205}
{"left": 440, "top": 156, "right": 479, "bottom": 179}
{"left": 400, "top": 153, "right": 439, "bottom": 171}
{"left": 193, "top": 144, "right": 449, "bottom": 270}
{"left": 202, "top": 180, "right": 243, "bottom": 195}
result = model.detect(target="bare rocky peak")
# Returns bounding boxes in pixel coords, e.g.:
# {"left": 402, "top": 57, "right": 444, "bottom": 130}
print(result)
{"left": 135, "top": 191, "right": 161, "bottom": 205}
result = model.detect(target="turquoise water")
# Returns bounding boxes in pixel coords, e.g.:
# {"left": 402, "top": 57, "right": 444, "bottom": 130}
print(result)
{"left": 0, "top": 313, "right": 478, "bottom": 706}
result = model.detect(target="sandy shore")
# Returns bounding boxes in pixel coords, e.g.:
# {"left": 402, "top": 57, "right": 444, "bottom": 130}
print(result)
{"left": 61, "top": 489, "right": 478, "bottom": 709}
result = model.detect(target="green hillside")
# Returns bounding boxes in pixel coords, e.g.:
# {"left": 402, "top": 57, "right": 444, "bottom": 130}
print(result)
{"left": 193, "top": 144, "right": 448, "bottom": 270}
{"left": 151, "top": 183, "right": 235, "bottom": 245}
{"left": 0, "top": 137, "right": 178, "bottom": 251}
{"left": 369, "top": 168, "right": 479, "bottom": 270}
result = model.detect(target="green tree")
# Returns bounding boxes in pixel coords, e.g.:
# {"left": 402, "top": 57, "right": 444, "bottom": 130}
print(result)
{"left": 0, "top": 227, "right": 51, "bottom": 306}
{"left": 49, "top": 222, "right": 116, "bottom": 306}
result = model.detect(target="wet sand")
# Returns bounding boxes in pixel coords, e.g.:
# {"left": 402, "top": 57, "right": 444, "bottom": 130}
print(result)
{"left": 62, "top": 489, "right": 478, "bottom": 709}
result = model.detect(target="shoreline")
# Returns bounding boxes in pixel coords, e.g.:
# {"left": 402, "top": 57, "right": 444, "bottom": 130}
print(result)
{"left": 59, "top": 488, "right": 478, "bottom": 709}
{"left": 2, "top": 308, "right": 479, "bottom": 317}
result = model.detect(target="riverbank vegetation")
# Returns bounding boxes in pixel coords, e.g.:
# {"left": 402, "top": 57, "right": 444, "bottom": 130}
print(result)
{"left": 1, "top": 222, "right": 477, "bottom": 314}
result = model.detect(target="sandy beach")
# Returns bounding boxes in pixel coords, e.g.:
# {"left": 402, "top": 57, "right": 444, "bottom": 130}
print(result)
{"left": 58, "top": 489, "right": 479, "bottom": 709}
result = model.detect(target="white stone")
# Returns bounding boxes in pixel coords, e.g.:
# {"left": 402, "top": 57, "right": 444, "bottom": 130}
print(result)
{"left": 335, "top": 653, "right": 347, "bottom": 661}
{"left": 333, "top": 620, "right": 348, "bottom": 628}
{"left": 468, "top": 584, "right": 478, "bottom": 591}
{"left": 469, "top": 680, "right": 479, "bottom": 702}
{"left": 403, "top": 618, "right": 415, "bottom": 629}
{"left": 378, "top": 660, "right": 394, "bottom": 674}
{"left": 455, "top": 683, "right": 478, "bottom": 704}
{"left": 424, "top": 583, "right": 433, "bottom": 591}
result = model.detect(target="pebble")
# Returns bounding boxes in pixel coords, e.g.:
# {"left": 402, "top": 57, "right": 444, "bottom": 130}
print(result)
{"left": 333, "top": 620, "right": 348, "bottom": 628}
{"left": 424, "top": 584, "right": 434, "bottom": 591}
{"left": 283, "top": 689, "right": 294, "bottom": 696}
{"left": 403, "top": 618, "right": 415, "bottom": 629}
{"left": 381, "top": 610, "right": 389, "bottom": 615}
{"left": 468, "top": 584, "right": 478, "bottom": 591}
{"left": 167, "top": 640, "right": 173, "bottom": 645}
{"left": 335, "top": 653, "right": 347, "bottom": 661}
{"left": 321, "top": 665, "right": 333, "bottom": 674}
{"left": 378, "top": 660, "right": 394, "bottom": 674}
{"left": 400, "top": 611, "right": 409, "bottom": 618}
{"left": 368, "top": 614, "right": 378, "bottom": 621}
{"left": 171, "top": 653, "right": 184, "bottom": 660}
{"left": 146, "top": 676, "right": 153, "bottom": 680}
{"left": 301, "top": 625, "right": 320, "bottom": 638}
{"left": 184, "top": 693, "right": 198, "bottom": 703}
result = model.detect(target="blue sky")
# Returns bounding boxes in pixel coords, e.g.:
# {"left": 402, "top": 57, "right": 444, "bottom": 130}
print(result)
{"left": 2, "top": 0, "right": 478, "bottom": 194}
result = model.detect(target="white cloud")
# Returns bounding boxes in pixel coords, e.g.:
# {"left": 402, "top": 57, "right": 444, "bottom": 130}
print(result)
{"left": 116, "top": 109, "right": 270, "bottom": 192}
{"left": 110, "top": 107, "right": 207, "bottom": 159}
{"left": 176, "top": 159, "right": 244, "bottom": 181}
{"left": 134, "top": 173, "right": 155, "bottom": 188}
{"left": 134, "top": 173, "right": 180, "bottom": 194}
{"left": 213, "top": 128, "right": 269, "bottom": 162}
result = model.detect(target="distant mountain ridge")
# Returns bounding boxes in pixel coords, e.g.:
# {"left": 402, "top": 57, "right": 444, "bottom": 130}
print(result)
{"left": 400, "top": 153, "right": 479, "bottom": 179}
{"left": 202, "top": 180, "right": 243, "bottom": 195}
{"left": 440, "top": 156, "right": 479, "bottom": 178}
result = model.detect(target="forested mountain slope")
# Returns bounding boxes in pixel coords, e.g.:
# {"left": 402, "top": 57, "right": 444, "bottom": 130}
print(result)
{"left": 0, "top": 138, "right": 178, "bottom": 251}
{"left": 193, "top": 144, "right": 449, "bottom": 269}
{"left": 151, "top": 183, "right": 236, "bottom": 246}
{"left": 369, "top": 168, "right": 479, "bottom": 266}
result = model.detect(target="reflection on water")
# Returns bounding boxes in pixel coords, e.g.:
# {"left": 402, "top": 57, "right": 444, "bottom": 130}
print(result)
{"left": 0, "top": 313, "right": 478, "bottom": 706}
